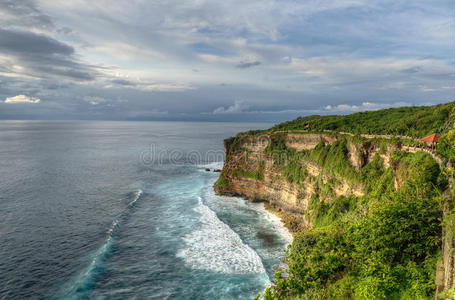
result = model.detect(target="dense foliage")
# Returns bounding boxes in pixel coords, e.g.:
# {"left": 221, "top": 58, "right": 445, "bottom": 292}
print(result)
{"left": 232, "top": 166, "right": 264, "bottom": 181}
{"left": 437, "top": 127, "right": 455, "bottom": 161}
{"left": 270, "top": 101, "right": 455, "bottom": 138}
{"left": 262, "top": 140, "right": 445, "bottom": 299}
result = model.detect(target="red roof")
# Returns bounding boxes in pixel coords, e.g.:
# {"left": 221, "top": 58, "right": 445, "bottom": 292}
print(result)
{"left": 419, "top": 133, "right": 440, "bottom": 143}
{"left": 305, "top": 124, "right": 311, "bottom": 128}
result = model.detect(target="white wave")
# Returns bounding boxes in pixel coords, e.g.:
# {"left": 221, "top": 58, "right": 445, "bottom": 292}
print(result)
{"left": 251, "top": 202, "right": 293, "bottom": 244}
{"left": 198, "top": 161, "right": 224, "bottom": 171}
{"left": 203, "top": 181, "right": 293, "bottom": 245}
{"left": 176, "top": 197, "right": 267, "bottom": 275}
{"left": 128, "top": 189, "right": 143, "bottom": 206}
{"left": 107, "top": 219, "right": 119, "bottom": 235}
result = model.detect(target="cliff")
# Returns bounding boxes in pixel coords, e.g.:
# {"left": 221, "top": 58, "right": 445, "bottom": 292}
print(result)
{"left": 215, "top": 133, "right": 422, "bottom": 230}
{"left": 215, "top": 131, "right": 455, "bottom": 299}
{"left": 216, "top": 134, "right": 363, "bottom": 230}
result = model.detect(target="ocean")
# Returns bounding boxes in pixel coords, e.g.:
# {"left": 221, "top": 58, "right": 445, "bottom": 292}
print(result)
{"left": 0, "top": 121, "right": 292, "bottom": 300}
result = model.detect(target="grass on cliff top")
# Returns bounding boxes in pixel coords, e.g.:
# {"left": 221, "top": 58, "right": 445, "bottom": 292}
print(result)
{"left": 271, "top": 101, "right": 455, "bottom": 137}
{"left": 239, "top": 101, "right": 455, "bottom": 138}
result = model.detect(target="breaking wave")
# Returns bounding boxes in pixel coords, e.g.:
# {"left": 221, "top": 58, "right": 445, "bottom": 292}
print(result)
{"left": 176, "top": 197, "right": 267, "bottom": 275}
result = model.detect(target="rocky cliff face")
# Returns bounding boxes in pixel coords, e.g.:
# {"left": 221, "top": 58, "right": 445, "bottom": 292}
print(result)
{"left": 215, "top": 133, "right": 403, "bottom": 231}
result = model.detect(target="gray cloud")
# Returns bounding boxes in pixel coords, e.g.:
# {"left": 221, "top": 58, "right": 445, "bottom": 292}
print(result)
{"left": 111, "top": 79, "right": 136, "bottom": 86}
{"left": 212, "top": 100, "right": 249, "bottom": 114}
{"left": 0, "top": 29, "right": 73, "bottom": 55}
{"left": 324, "top": 102, "right": 412, "bottom": 113}
{"left": 0, "top": 0, "right": 54, "bottom": 30}
{"left": 0, "top": 28, "right": 96, "bottom": 81}
{"left": 236, "top": 61, "right": 262, "bottom": 69}
{"left": 401, "top": 66, "right": 422, "bottom": 74}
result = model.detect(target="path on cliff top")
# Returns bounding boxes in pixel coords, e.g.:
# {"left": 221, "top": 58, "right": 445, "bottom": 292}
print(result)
{"left": 264, "top": 129, "right": 446, "bottom": 168}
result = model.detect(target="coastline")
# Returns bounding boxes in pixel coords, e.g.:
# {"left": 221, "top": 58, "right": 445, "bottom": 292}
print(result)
{"left": 208, "top": 160, "right": 295, "bottom": 243}
{"left": 253, "top": 201, "right": 294, "bottom": 245}
{"left": 208, "top": 163, "right": 295, "bottom": 244}
{"left": 262, "top": 202, "right": 306, "bottom": 235}
{"left": 251, "top": 201, "right": 293, "bottom": 281}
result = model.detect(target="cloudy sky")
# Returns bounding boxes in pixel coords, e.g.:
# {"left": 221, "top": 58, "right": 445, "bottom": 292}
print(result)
{"left": 0, "top": 0, "right": 454, "bottom": 121}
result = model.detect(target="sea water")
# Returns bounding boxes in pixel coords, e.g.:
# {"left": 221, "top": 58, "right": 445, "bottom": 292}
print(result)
{"left": 0, "top": 121, "right": 291, "bottom": 299}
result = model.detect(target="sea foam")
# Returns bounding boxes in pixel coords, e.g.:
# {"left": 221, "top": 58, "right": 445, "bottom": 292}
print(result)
{"left": 176, "top": 197, "right": 267, "bottom": 274}
{"left": 128, "top": 189, "right": 143, "bottom": 207}
{"left": 252, "top": 202, "right": 293, "bottom": 244}
{"left": 198, "top": 161, "right": 224, "bottom": 171}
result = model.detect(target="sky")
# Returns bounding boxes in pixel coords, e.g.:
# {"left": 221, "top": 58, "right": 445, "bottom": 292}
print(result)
{"left": 0, "top": 0, "right": 454, "bottom": 122}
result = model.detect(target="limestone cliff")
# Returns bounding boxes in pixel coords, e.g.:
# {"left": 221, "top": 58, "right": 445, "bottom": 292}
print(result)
{"left": 214, "top": 131, "right": 455, "bottom": 299}
{"left": 215, "top": 133, "right": 406, "bottom": 231}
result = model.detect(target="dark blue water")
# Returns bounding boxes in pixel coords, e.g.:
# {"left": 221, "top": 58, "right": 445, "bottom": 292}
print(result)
{"left": 0, "top": 121, "right": 291, "bottom": 300}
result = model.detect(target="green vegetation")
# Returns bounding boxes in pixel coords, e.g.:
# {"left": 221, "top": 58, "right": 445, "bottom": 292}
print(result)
{"left": 438, "top": 127, "right": 455, "bottom": 160}
{"left": 440, "top": 286, "right": 455, "bottom": 299}
{"left": 270, "top": 101, "right": 455, "bottom": 138}
{"left": 308, "top": 194, "right": 357, "bottom": 227}
{"left": 216, "top": 173, "right": 228, "bottom": 187}
{"left": 262, "top": 150, "right": 445, "bottom": 299}
{"left": 232, "top": 167, "right": 264, "bottom": 181}
{"left": 282, "top": 158, "right": 308, "bottom": 185}
{"left": 264, "top": 134, "right": 359, "bottom": 185}
{"left": 307, "top": 139, "right": 359, "bottom": 183}
{"left": 265, "top": 133, "right": 288, "bottom": 154}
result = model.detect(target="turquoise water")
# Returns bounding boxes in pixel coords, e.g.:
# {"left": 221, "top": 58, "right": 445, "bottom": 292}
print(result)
{"left": 0, "top": 121, "right": 291, "bottom": 299}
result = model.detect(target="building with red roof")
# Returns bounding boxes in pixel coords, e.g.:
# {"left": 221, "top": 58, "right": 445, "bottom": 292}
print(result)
{"left": 419, "top": 133, "right": 440, "bottom": 143}
{"left": 419, "top": 133, "right": 440, "bottom": 149}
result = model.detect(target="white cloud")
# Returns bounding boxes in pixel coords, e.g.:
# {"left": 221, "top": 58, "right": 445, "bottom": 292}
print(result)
{"left": 135, "top": 109, "right": 169, "bottom": 117}
{"left": 212, "top": 100, "right": 249, "bottom": 114}
{"left": 84, "top": 96, "right": 106, "bottom": 105}
{"left": 203, "top": 101, "right": 417, "bottom": 116}
{"left": 136, "top": 83, "right": 195, "bottom": 92}
{"left": 325, "top": 101, "right": 411, "bottom": 113}
{"left": 274, "top": 57, "right": 455, "bottom": 81}
{"left": 4, "top": 95, "right": 40, "bottom": 104}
